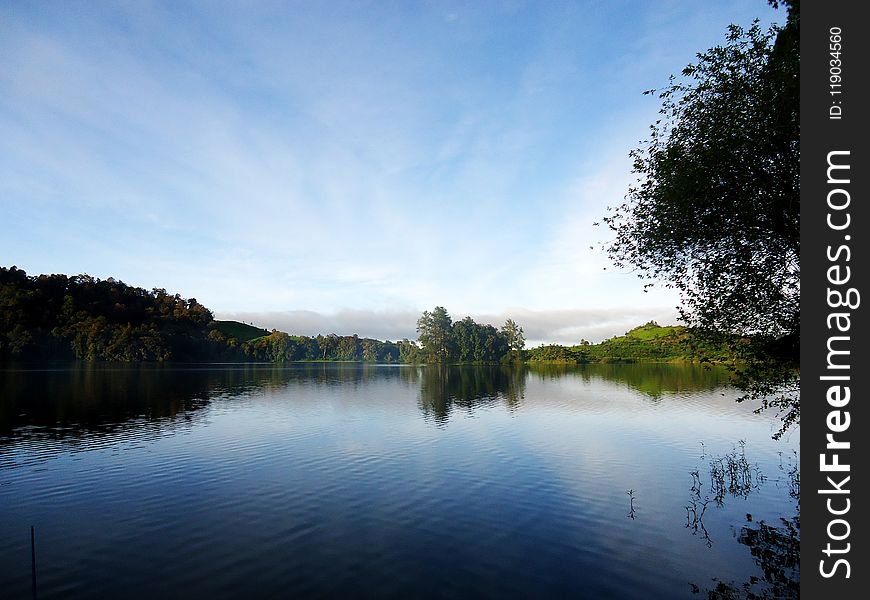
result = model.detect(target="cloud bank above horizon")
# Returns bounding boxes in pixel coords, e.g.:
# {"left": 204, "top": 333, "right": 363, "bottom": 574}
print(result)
{"left": 218, "top": 306, "right": 680, "bottom": 346}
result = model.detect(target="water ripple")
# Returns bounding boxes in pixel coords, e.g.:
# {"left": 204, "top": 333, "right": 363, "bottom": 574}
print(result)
{"left": 0, "top": 364, "right": 797, "bottom": 599}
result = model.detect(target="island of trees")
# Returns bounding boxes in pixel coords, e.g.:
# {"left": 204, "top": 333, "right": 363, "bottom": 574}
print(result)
{"left": 1, "top": 265, "right": 735, "bottom": 365}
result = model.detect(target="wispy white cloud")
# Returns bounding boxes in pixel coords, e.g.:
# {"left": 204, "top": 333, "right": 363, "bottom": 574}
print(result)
{"left": 1, "top": 0, "right": 781, "bottom": 322}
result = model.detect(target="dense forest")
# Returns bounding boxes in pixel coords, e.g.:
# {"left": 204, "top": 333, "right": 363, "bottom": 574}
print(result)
{"left": 1, "top": 266, "right": 219, "bottom": 361}
{"left": 241, "top": 331, "right": 419, "bottom": 364}
{"left": 2, "top": 266, "right": 732, "bottom": 365}
{"left": 0, "top": 266, "right": 424, "bottom": 363}
{"left": 414, "top": 306, "right": 525, "bottom": 364}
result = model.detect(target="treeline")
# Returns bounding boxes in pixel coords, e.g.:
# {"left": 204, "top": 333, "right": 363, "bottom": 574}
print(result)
{"left": 239, "top": 331, "right": 421, "bottom": 363}
{"left": 415, "top": 306, "right": 525, "bottom": 363}
{"left": 0, "top": 266, "right": 427, "bottom": 363}
{"left": 4, "top": 266, "right": 728, "bottom": 366}
{"left": 527, "top": 321, "right": 733, "bottom": 364}
{"left": 0, "top": 269, "right": 530, "bottom": 364}
{"left": 240, "top": 307, "right": 526, "bottom": 365}
{"left": 0, "top": 266, "right": 224, "bottom": 361}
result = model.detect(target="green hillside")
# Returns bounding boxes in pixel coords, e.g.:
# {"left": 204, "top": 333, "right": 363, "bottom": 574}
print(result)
{"left": 211, "top": 320, "right": 270, "bottom": 342}
{"left": 528, "top": 321, "right": 732, "bottom": 364}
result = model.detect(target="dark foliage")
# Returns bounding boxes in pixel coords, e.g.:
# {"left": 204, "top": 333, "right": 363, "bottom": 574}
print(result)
{"left": 600, "top": 1, "right": 799, "bottom": 434}
{"left": 416, "top": 307, "right": 523, "bottom": 364}
{"left": 241, "top": 331, "right": 405, "bottom": 364}
{"left": 0, "top": 266, "right": 423, "bottom": 364}
{"left": 1, "top": 266, "right": 220, "bottom": 361}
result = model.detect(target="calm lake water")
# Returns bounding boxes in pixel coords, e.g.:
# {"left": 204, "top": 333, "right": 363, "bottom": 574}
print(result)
{"left": 0, "top": 363, "right": 799, "bottom": 599}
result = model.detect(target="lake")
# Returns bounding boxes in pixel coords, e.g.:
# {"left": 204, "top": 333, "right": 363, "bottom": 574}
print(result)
{"left": 0, "top": 363, "right": 799, "bottom": 598}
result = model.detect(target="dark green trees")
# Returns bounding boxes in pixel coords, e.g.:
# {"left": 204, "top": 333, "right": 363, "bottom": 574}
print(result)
{"left": 455, "top": 318, "right": 508, "bottom": 363}
{"left": 242, "top": 332, "right": 401, "bottom": 363}
{"left": 0, "top": 266, "right": 218, "bottom": 361}
{"left": 603, "top": 6, "right": 798, "bottom": 339}
{"left": 601, "top": 1, "right": 799, "bottom": 433}
{"left": 1, "top": 267, "right": 523, "bottom": 366}
{"left": 501, "top": 319, "right": 525, "bottom": 361}
{"left": 416, "top": 307, "right": 454, "bottom": 363}
{"left": 415, "top": 307, "right": 521, "bottom": 364}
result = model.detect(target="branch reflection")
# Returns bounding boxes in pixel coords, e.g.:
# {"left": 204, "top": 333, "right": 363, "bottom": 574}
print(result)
{"left": 688, "top": 443, "right": 799, "bottom": 599}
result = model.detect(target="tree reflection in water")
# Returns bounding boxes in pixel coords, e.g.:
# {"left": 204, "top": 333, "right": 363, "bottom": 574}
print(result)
{"left": 2, "top": 363, "right": 799, "bottom": 597}
{"left": 527, "top": 362, "right": 730, "bottom": 399}
{"left": 416, "top": 365, "right": 526, "bottom": 425}
{"left": 689, "top": 446, "right": 799, "bottom": 599}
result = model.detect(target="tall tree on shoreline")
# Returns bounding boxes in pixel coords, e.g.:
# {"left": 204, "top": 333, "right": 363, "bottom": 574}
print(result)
{"left": 501, "top": 319, "right": 525, "bottom": 359}
{"left": 600, "top": 1, "right": 799, "bottom": 435}
{"left": 416, "top": 306, "right": 454, "bottom": 363}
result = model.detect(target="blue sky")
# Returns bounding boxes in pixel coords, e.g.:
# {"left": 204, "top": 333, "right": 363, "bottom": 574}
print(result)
{"left": 1, "top": 1, "right": 782, "bottom": 343}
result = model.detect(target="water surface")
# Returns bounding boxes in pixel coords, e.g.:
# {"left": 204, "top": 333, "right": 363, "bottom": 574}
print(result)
{"left": 0, "top": 363, "right": 799, "bottom": 598}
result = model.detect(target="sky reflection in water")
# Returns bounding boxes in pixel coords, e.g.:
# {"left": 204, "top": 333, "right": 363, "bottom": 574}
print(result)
{"left": 0, "top": 363, "right": 798, "bottom": 599}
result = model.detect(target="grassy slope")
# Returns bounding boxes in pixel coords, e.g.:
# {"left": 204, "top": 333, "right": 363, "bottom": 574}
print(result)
{"left": 585, "top": 322, "right": 687, "bottom": 362}
{"left": 529, "top": 322, "right": 730, "bottom": 364}
{"left": 212, "top": 320, "right": 270, "bottom": 342}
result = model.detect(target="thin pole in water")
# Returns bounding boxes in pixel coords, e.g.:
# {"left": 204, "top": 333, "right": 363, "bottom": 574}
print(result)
{"left": 31, "top": 525, "right": 37, "bottom": 600}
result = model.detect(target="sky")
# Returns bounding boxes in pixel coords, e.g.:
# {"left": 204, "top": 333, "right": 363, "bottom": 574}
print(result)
{"left": 0, "top": 0, "right": 782, "bottom": 344}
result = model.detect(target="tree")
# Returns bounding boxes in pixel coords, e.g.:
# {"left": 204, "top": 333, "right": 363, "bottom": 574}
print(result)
{"left": 397, "top": 338, "right": 421, "bottom": 363}
{"left": 337, "top": 335, "right": 360, "bottom": 361}
{"left": 416, "top": 306, "right": 455, "bottom": 363}
{"left": 501, "top": 319, "right": 525, "bottom": 356}
{"left": 316, "top": 333, "right": 339, "bottom": 360}
{"left": 361, "top": 338, "right": 378, "bottom": 362}
{"left": 600, "top": 2, "right": 799, "bottom": 434}
{"left": 452, "top": 316, "right": 478, "bottom": 362}
{"left": 473, "top": 323, "right": 507, "bottom": 362}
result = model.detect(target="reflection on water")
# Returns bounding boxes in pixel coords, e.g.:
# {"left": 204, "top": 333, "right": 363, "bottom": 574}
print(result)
{"left": 417, "top": 365, "right": 526, "bottom": 424}
{"left": 1, "top": 363, "right": 399, "bottom": 437}
{"left": 528, "top": 362, "right": 731, "bottom": 398}
{"left": 686, "top": 443, "right": 799, "bottom": 598}
{"left": 0, "top": 363, "right": 797, "bottom": 599}
{"left": 2, "top": 362, "right": 730, "bottom": 440}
